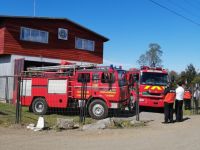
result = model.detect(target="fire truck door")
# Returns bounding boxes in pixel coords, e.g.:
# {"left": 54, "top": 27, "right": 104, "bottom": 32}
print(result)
{"left": 91, "top": 72, "right": 100, "bottom": 94}
{"left": 75, "top": 73, "right": 92, "bottom": 99}
{"left": 99, "top": 72, "right": 117, "bottom": 99}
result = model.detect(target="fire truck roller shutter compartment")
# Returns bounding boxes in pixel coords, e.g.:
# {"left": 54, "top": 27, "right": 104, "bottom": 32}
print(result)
{"left": 48, "top": 79, "right": 67, "bottom": 94}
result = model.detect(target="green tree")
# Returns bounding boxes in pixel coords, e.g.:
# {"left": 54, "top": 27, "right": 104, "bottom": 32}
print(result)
{"left": 177, "top": 64, "right": 197, "bottom": 87}
{"left": 192, "top": 76, "right": 200, "bottom": 85}
{"left": 185, "top": 64, "right": 197, "bottom": 86}
{"left": 169, "top": 70, "right": 178, "bottom": 82}
{"left": 137, "top": 43, "right": 163, "bottom": 67}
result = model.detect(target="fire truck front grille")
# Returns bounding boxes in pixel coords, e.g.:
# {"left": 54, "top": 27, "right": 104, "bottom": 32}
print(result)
{"left": 142, "top": 92, "right": 163, "bottom": 97}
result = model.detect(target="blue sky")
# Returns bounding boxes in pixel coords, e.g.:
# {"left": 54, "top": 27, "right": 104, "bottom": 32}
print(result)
{"left": 1, "top": 0, "right": 200, "bottom": 72}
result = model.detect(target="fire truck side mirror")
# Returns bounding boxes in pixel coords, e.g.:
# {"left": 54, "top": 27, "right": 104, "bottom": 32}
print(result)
{"left": 133, "top": 74, "right": 139, "bottom": 83}
{"left": 129, "top": 74, "right": 137, "bottom": 85}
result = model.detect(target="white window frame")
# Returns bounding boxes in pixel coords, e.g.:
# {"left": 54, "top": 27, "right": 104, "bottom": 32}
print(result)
{"left": 75, "top": 37, "right": 95, "bottom": 51}
{"left": 20, "top": 27, "right": 49, "bottom": 44}
{"left": 58, "top": 28, "right": 68, "bottom": 40}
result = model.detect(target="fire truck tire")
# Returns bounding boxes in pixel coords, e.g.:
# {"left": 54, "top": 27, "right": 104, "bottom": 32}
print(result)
{"left": 88, "top": 99, "right": 108, "bottom": 120}
{"left": 32, "top": 97, "right": 48, "bottom": 115}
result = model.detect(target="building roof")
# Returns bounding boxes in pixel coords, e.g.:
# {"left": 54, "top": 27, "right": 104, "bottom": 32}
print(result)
{"left": 0, "top": 15, "right": 109, "bottom": 42}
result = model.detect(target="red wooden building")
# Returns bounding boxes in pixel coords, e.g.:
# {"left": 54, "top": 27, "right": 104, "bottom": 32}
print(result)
{"left": 0, "top": 15, "right": 108, "bottom": 101}
{"left": 0, "top": 15, "right": 108, "bottom": 75}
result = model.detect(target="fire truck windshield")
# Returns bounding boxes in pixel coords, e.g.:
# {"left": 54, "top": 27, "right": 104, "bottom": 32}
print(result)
{"left": 117, "top": 70, "right": 127, "bottom": 86}
{"left": 140, "top": 72, "right": 168, "bottom": 86}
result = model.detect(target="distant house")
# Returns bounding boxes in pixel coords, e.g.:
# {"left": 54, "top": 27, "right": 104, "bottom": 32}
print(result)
{"left": 0, "top": 15, "right": 108, "bottom": 101}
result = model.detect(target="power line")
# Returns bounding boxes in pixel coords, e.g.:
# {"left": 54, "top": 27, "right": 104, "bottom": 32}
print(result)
{"left": 168, "top": 0, "right": 200, "bottom": 19}
{"left": 149, "top": 0, "right": 200, "bottom": 27}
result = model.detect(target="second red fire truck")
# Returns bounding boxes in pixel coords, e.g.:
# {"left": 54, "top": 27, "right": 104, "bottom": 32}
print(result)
{"left": 127, "top": 66, "right": 169, "bottom": 108}
{"left": 20, "top": 64, "right": 130, "bottom": 119}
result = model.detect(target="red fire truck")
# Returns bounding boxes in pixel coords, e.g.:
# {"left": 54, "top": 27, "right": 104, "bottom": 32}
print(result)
{"left": 127, "top": 66, "right": 168, "bottom": 108}
{"left": 20, "top": 64, "right": 129, "bottom": 119}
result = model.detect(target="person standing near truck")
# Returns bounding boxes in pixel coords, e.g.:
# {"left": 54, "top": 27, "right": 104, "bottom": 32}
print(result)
{"left": 193, "top": 87, "right": 200, "bottom": 114}
{"left": 175, "top": 81, "right": 185, "bottom": 122}
{"left": 184, "top": 88, "right": 192, "bottom": 110}
{"left": 163, "top": 82, "right": 176, "bottom": 123}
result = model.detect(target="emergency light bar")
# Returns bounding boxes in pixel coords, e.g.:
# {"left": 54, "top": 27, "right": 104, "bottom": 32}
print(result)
{"left": 141, "top": 66, "right": 165, "bottom": 71}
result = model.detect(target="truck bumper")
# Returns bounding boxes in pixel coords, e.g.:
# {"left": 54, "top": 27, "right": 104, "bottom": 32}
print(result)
{"left": 139, "top": 98, "right": 164, "bottom": 107}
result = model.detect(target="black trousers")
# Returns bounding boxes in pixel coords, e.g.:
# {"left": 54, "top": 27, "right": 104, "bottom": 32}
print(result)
{"left": 184, "top": 100, "right": 191, "bottom": 110}
{"left": 175, "top": 100, "right": 183, "bottom": 121}
{"left": 194, "top": 98, "right": 199, "bottom": 114}
{"left": 164, "top": 102, "right": 174, "bottom": 123}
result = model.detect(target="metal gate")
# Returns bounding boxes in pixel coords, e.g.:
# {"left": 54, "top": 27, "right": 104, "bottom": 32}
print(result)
{"left": 0, "top": 76, "right": 15, "bottom": 103}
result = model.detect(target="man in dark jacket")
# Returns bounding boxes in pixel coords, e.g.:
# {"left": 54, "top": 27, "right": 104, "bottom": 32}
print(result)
{"left": 163, "top": 83, "right": 176, "bottom": 123}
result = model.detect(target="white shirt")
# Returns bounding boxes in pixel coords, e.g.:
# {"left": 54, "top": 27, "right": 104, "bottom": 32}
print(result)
{"left": 175, "top": 86, "right": 185, "bottom": 100}
{"left": 194, "top": 90, "right": 200, "bottom": 100}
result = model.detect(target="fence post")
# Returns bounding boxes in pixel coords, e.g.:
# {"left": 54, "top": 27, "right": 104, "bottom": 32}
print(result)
{"left": 15, "top": 76, "right": 21, "bottom": 124}
{"left": 136, "top": 81, "right": 140, "bottom": 121}
{"left": 79, "top": 76, "right": 87, "bottom": 124}
{"left": 5, "top": 76, "right": 9, "bottom": 103}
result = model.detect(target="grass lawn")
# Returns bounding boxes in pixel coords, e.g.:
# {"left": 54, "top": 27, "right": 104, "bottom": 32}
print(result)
{"left": 0, "top": 102, "right": 95, "bottom": 127}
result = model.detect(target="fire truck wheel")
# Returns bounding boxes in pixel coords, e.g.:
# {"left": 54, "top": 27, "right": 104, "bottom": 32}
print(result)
{"left": 88, "top": 99, "right": 108, "bottom": 120}
{"left": 32, "top": 97, "right": 48, "bottom": 115}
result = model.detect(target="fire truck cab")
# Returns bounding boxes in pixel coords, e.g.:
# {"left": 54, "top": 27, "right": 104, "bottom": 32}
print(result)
{"left": 127, "top": 66, "right": 168, "bottom": 108}
{"left": 20, "top": 65, "right": 129, "bottom": 119}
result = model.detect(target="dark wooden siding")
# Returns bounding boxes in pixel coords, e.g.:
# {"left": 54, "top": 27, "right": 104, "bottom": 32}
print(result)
{"left": 0, "top": 27, "right": 4, "bottom": 54}
{"left": 4, "top": 18, "right": 105, "bottom": 63}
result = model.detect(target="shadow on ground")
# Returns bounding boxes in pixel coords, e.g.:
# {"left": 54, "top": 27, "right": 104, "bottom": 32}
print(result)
{"left": 25, "top": 106, "right": 164, "bottom": 118}
{"left": 0, "top": 111, "right": 8, "bottom": 115}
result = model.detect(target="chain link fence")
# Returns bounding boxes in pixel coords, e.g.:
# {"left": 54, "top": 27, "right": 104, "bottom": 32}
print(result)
{"left": 0, "top": 75, "right": 136, "bottom": 127}
{"left": 0, "top": 76, "right": 16, "bottom": 126}
{"left": 190, "top": 98, "right": 200, "bottom": 115}
{"left": 1, "top": 75, "right": 199, "bottom": 128}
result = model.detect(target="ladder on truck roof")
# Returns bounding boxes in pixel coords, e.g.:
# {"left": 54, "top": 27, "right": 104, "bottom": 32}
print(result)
{"left": 27, "top": 63, "right": 97, "bottom": 72}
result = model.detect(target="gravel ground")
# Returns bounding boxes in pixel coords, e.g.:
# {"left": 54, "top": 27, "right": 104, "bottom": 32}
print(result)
{"left": 0, "top": 112, "right": 199, "bottom": 150}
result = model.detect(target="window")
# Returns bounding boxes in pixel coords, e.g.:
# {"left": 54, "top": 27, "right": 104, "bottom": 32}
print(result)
{"left": 101, "top": 72, "right": 115, "bottom": 83}
{"left": 75, "top": 37, "right": 95, "bottom": 51}
{"left": 58, "top": 28, "right": 68, "bottom": 40}
{"left": 92, "top": 73, "right": 100, "bottom": 80}
{"left": 129, "top": 74, "right": 139, "bottom": 83}
{"left": 20, "top": 27, "right": 49, "bottom": 43}
{"left": 117, "top": 70, "right": 127, "bottom": 86}
{"left": 140, "top": 72, "right": 168, "bottom": 86}
{"left": 77, "top": 73, "right": 90, "bottom": 83}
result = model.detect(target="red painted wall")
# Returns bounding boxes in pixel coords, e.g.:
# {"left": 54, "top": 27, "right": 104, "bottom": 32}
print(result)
{"left": 0, "top": 27, "right": 4, "bottom": 54}
{"left": 2, "top": 18, "right": 107, "bottom": 63}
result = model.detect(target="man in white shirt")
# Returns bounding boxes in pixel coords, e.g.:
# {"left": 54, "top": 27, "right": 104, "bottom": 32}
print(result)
{"left": 193, "top": 87, "right": 200, "bottom": 114}
{"left": 175, "top": 81, "right": 185, "bottom": 122}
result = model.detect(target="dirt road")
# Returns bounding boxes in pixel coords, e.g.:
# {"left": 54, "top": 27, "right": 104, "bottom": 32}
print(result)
{"left": 0, "top": 112, "right": 200, "bottom": 150}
